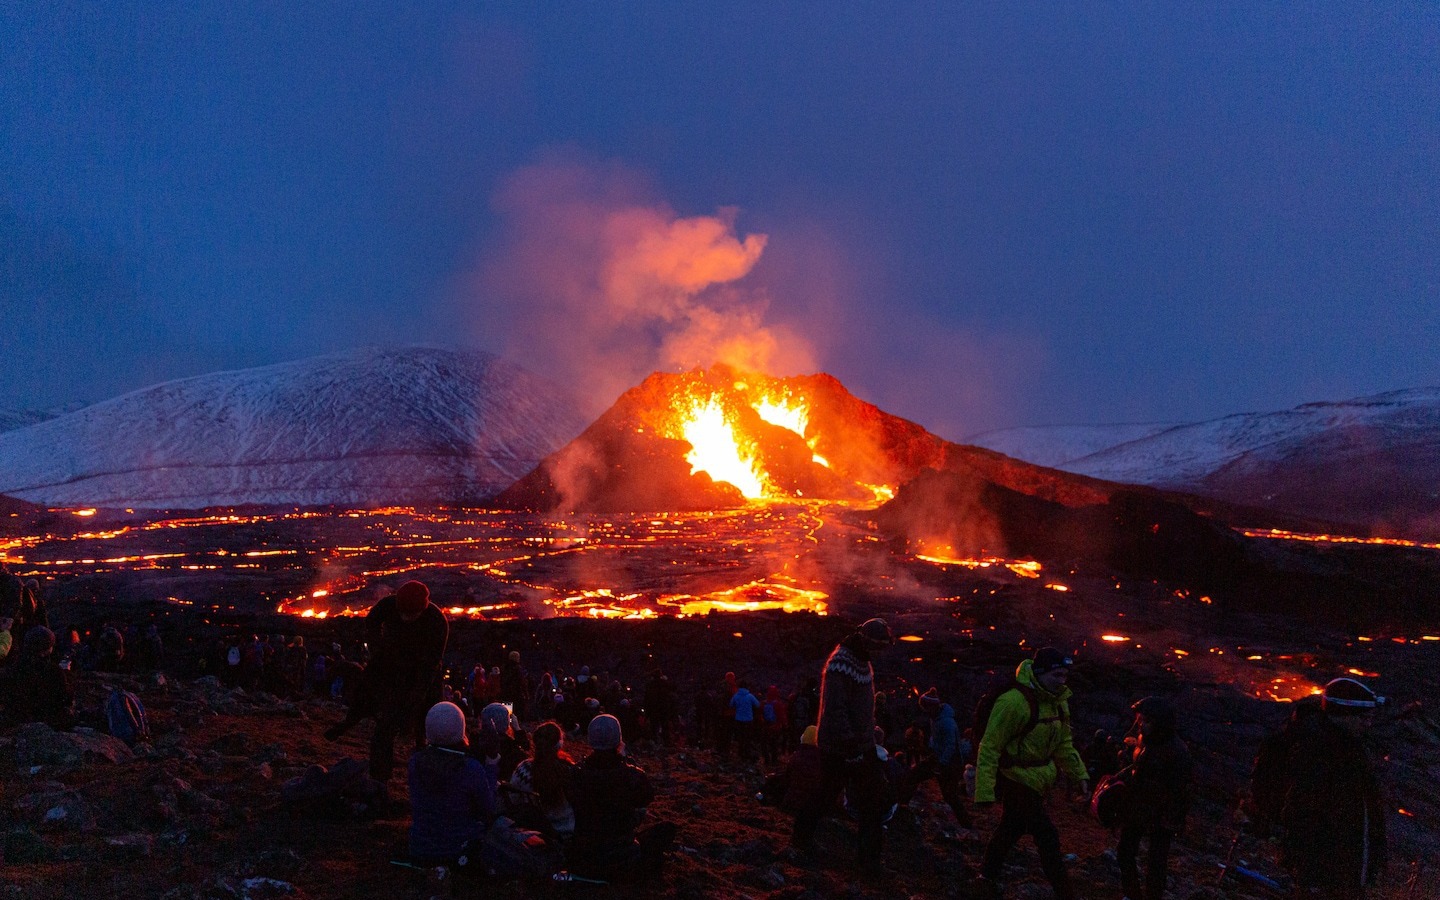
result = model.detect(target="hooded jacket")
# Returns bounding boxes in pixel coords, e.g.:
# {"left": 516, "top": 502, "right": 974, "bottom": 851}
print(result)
{"left": 974, "top": 659, "right": 1088, "bottom": 802}
{"left": 929, "top": 703, "right": 961, "bottom": 767}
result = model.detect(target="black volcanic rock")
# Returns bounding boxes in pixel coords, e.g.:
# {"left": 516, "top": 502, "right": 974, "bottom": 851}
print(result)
{"left": 874, "top": 466, "right": 1248, "bottom": 596}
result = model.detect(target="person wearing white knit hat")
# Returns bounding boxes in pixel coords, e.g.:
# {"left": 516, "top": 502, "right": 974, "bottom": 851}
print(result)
{"left": 407, "top": 701, "right": 497, "bottom": 865}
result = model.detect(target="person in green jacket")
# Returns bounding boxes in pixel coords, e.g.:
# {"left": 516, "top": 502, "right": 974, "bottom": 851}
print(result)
{"left": 974, "top": 647, "right": 1089, "bottom": 900}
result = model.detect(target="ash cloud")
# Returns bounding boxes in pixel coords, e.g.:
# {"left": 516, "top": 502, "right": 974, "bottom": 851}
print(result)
{"left": 468, "top": 153, "right": 815, "bottom": 409}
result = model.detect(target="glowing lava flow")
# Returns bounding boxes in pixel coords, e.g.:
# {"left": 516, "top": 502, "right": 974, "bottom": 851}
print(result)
{"left": 679, "top": 400, "right": 766, "bottom": 498}
{"left": 667, "top": 384, "right": 835, "bottom": 500}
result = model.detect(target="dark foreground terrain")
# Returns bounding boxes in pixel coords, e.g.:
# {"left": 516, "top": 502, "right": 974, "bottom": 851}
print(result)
{"left": 3, "top": 502, "right": 1439, "bottom": 898}
{"left": 4, "top": 587, "right": 1439, "bottom": 900}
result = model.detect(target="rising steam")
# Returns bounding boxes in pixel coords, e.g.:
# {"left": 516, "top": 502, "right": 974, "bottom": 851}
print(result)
{"left": 471, "top": 154, "right": 814, "bottom": 408}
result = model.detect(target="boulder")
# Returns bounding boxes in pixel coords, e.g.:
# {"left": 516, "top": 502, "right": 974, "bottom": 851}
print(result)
{"left": 11, "top": 722, "right": 135, "bottom": 768}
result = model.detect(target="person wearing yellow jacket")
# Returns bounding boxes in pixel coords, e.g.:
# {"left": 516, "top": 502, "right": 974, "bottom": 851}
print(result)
{"left": 974, "top": 648, "right": 1089, "bottom": 900}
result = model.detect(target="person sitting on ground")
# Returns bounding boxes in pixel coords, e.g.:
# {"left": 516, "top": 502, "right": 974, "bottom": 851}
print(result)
{"left": 0, "top": 626, "right": 74, "bottom": 728}
{"left": 568, "top": 713, "right": 676, "bottom": 882}
{"left": 476, "top": 701, "right": 529, "bottom": 781}
{"left": 506, "top": 721, "right": 578, "bottom": 841}
{"left": 408, "top": 701, "right": 499, "bottom": 866}
{"left": 759, "top": 724, "right": 826, "bottom": 815}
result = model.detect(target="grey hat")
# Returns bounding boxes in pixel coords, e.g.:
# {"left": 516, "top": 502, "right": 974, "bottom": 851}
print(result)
{"left": 588, "top": 713, "right": 622, "bottom": 751}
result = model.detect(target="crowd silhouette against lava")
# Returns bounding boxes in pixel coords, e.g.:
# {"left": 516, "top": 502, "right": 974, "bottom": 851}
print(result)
{"left": 0, "top": 566, "right": 1400, "bottom": 900}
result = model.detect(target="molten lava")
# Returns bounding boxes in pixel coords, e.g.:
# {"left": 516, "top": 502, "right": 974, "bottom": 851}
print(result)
{"left": 677, "top": 399, "right": 766, "bottom": 498}
{"left": 661, "top": 379, "right": 831, "bottom": 500}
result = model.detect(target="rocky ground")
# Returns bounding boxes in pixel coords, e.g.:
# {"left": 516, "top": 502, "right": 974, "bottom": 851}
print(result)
{"left": 3, "top": 598, "right": 1438, "bottom": 900}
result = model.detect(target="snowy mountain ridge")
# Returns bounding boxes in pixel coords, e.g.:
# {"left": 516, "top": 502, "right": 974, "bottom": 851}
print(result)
{"left": 969, "top": 387, "right": 1440, "bottom": 539}
{"left": 0, "top": 347, "right": 588, "bottom": 509}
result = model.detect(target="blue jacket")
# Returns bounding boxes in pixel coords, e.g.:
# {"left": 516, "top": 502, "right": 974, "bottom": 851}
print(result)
{"left": 731, "top": 687, "right": 762, "bottom": 723}
{"left": 408, "top": 746, "right": 498, "bottom": 863}
{"left": 929, "top": 704, "right": 960, "bottom": 767}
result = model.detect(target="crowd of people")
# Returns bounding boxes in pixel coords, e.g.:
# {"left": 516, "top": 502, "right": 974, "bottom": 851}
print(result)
{"left": 0, "top": 566, "right": 1396, "bottom": 897}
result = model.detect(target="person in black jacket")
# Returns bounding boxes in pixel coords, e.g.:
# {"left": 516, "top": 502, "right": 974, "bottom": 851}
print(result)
{"left": 790, "top": 618, "right": 893, "bottom": 874}
{"left": 0, "top": 627, "right": 73, "bottom": 728}
{"left": 1251, "top": 678, "right": 1386, "bottom": 900}
{"left": 362, "top": 580, "right": 449, "bottom": 782}
{"left": 1113, "top": 696, "right": 1192, "bottom": 900}
{"left": 568, "top": 713, "right": 676, "bottom": 881}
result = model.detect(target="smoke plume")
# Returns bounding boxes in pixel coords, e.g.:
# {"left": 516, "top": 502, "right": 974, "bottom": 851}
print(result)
{"left": 470, "top": 154, "right": 814, "bottom": 408}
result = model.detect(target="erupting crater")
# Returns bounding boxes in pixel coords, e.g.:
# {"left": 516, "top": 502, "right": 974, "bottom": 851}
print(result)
{"left": 495, "top": 364, "right": 1113, "bottom": 514}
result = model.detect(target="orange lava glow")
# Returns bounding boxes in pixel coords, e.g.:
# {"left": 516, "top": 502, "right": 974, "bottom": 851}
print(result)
{"left": 917, "top": 551, "right": 1045, "bottom": 581}
{"left": 1243, "top": 527, "right": 1440, "bottom": 551}
{"left": 651, "top": 376, "right": 887, "bottom": 502}
{"left": 1253, "top": 674, "right": 1324, "bottom": 703}
{"left": 1101, "top": 634, "right": 1130, "bottom": 643}
{"left": 679, "top": 399, "right": 767, "bottom": 498}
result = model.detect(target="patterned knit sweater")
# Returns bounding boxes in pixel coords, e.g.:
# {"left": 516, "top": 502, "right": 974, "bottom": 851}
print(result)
{"left": 815, "top": 636, "right": 876, "bottom": 757}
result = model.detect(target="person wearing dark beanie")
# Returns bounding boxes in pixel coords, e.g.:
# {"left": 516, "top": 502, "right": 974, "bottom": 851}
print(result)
{"left": 791, "top": 617, "right": 893, "bottom": 874}
{"left": 357, "top": 580, "right": 449, "bottom": 782}
{"left": 973, "top": 647, "right": 1088, "bottom": 900}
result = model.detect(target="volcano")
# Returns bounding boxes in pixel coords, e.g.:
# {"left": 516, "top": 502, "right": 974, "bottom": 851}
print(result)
{"left": 495, "top": 365, "right": 1123, "bottom": 514}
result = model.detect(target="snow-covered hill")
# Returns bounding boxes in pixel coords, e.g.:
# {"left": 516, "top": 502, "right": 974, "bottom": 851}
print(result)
{"left": 0, "top": 347, "right": 588, "bottom": 509}
{"left": 969, "top": 389, "right": 1440, "bottom": 539}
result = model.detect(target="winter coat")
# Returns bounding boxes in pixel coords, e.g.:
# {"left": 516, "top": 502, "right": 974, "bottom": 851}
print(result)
{"left": 816, "top": 635, "right": 877, "bottom": 758}
{"left": 407, "top": 746, "right": 498, "bottom": 863}
{"left": 508, "top": 756, "right": 577, "bottom": 837}
{"left": 0, "top": 652, "right": 73, "bottom": 728}
{"left": 771, "top": 743, "right": 825, "bottom": 815}
{"left": 1118, "top": 725, "right": 1191, "bottom": 832}
{"left": 569, "top": 749, "right": 654, "bottom": 863}
{"left": 929, "top": 704, "right": 961, "bottom": 768}
{"left": 730, "top": 687, "right": 761, "bottom": 723}
{"left": 974, "top": 659, "right": 1087, "bottom": 802}
{"left": 1256, "top": 713, "right": 1387, "bottom": 890}
{"left": 364, "top": 596, "right": 448, "bottom": 709}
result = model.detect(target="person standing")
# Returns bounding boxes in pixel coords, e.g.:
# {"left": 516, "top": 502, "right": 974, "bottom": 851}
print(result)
{"left": 916, "top": 687, "right": 973, "bottom": 829}
{"left": 1250, "top": 678, "right": 1386, "bottom": 899}
{"left": 364, "top": 580, "right": 449, "bottom": 783}
{"left": 974, "top": 647, "right": 1089, "bottom": 900}
{"left": 1113, "top": 696, "right": 1191, "bottom": 900}
{"left": 730, "top": 681, "right": 762, "bottom": 763}
{"left": 790, "top": 618, "right": 894, "bottom": 875}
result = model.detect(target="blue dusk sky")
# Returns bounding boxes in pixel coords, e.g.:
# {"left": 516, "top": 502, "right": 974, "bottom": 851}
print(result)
{"left": 2, "top": 3, "right": 1437, "bottom": 437}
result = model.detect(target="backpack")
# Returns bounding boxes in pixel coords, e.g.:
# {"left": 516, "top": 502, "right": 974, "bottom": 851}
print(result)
{"left": 971, "top": 673, "right": 1061, "bottom": 766}
{"left": 460, "top": 817, "right": 563, "bottom": 881}
{"left": 105, "top": 687, "right": 150, "bottom": 746}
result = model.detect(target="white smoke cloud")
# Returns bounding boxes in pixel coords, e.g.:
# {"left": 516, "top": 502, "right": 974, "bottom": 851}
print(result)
{"left": 469, "top": 153, "right": 814, "bottom": 407}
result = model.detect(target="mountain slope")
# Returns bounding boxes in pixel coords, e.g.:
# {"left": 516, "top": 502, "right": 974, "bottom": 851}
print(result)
{"left": 970, "top": 389, "right": 1440, "bottom": 540}
{"left": 0, "top": 347, "right": 587, "bottom": 509}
